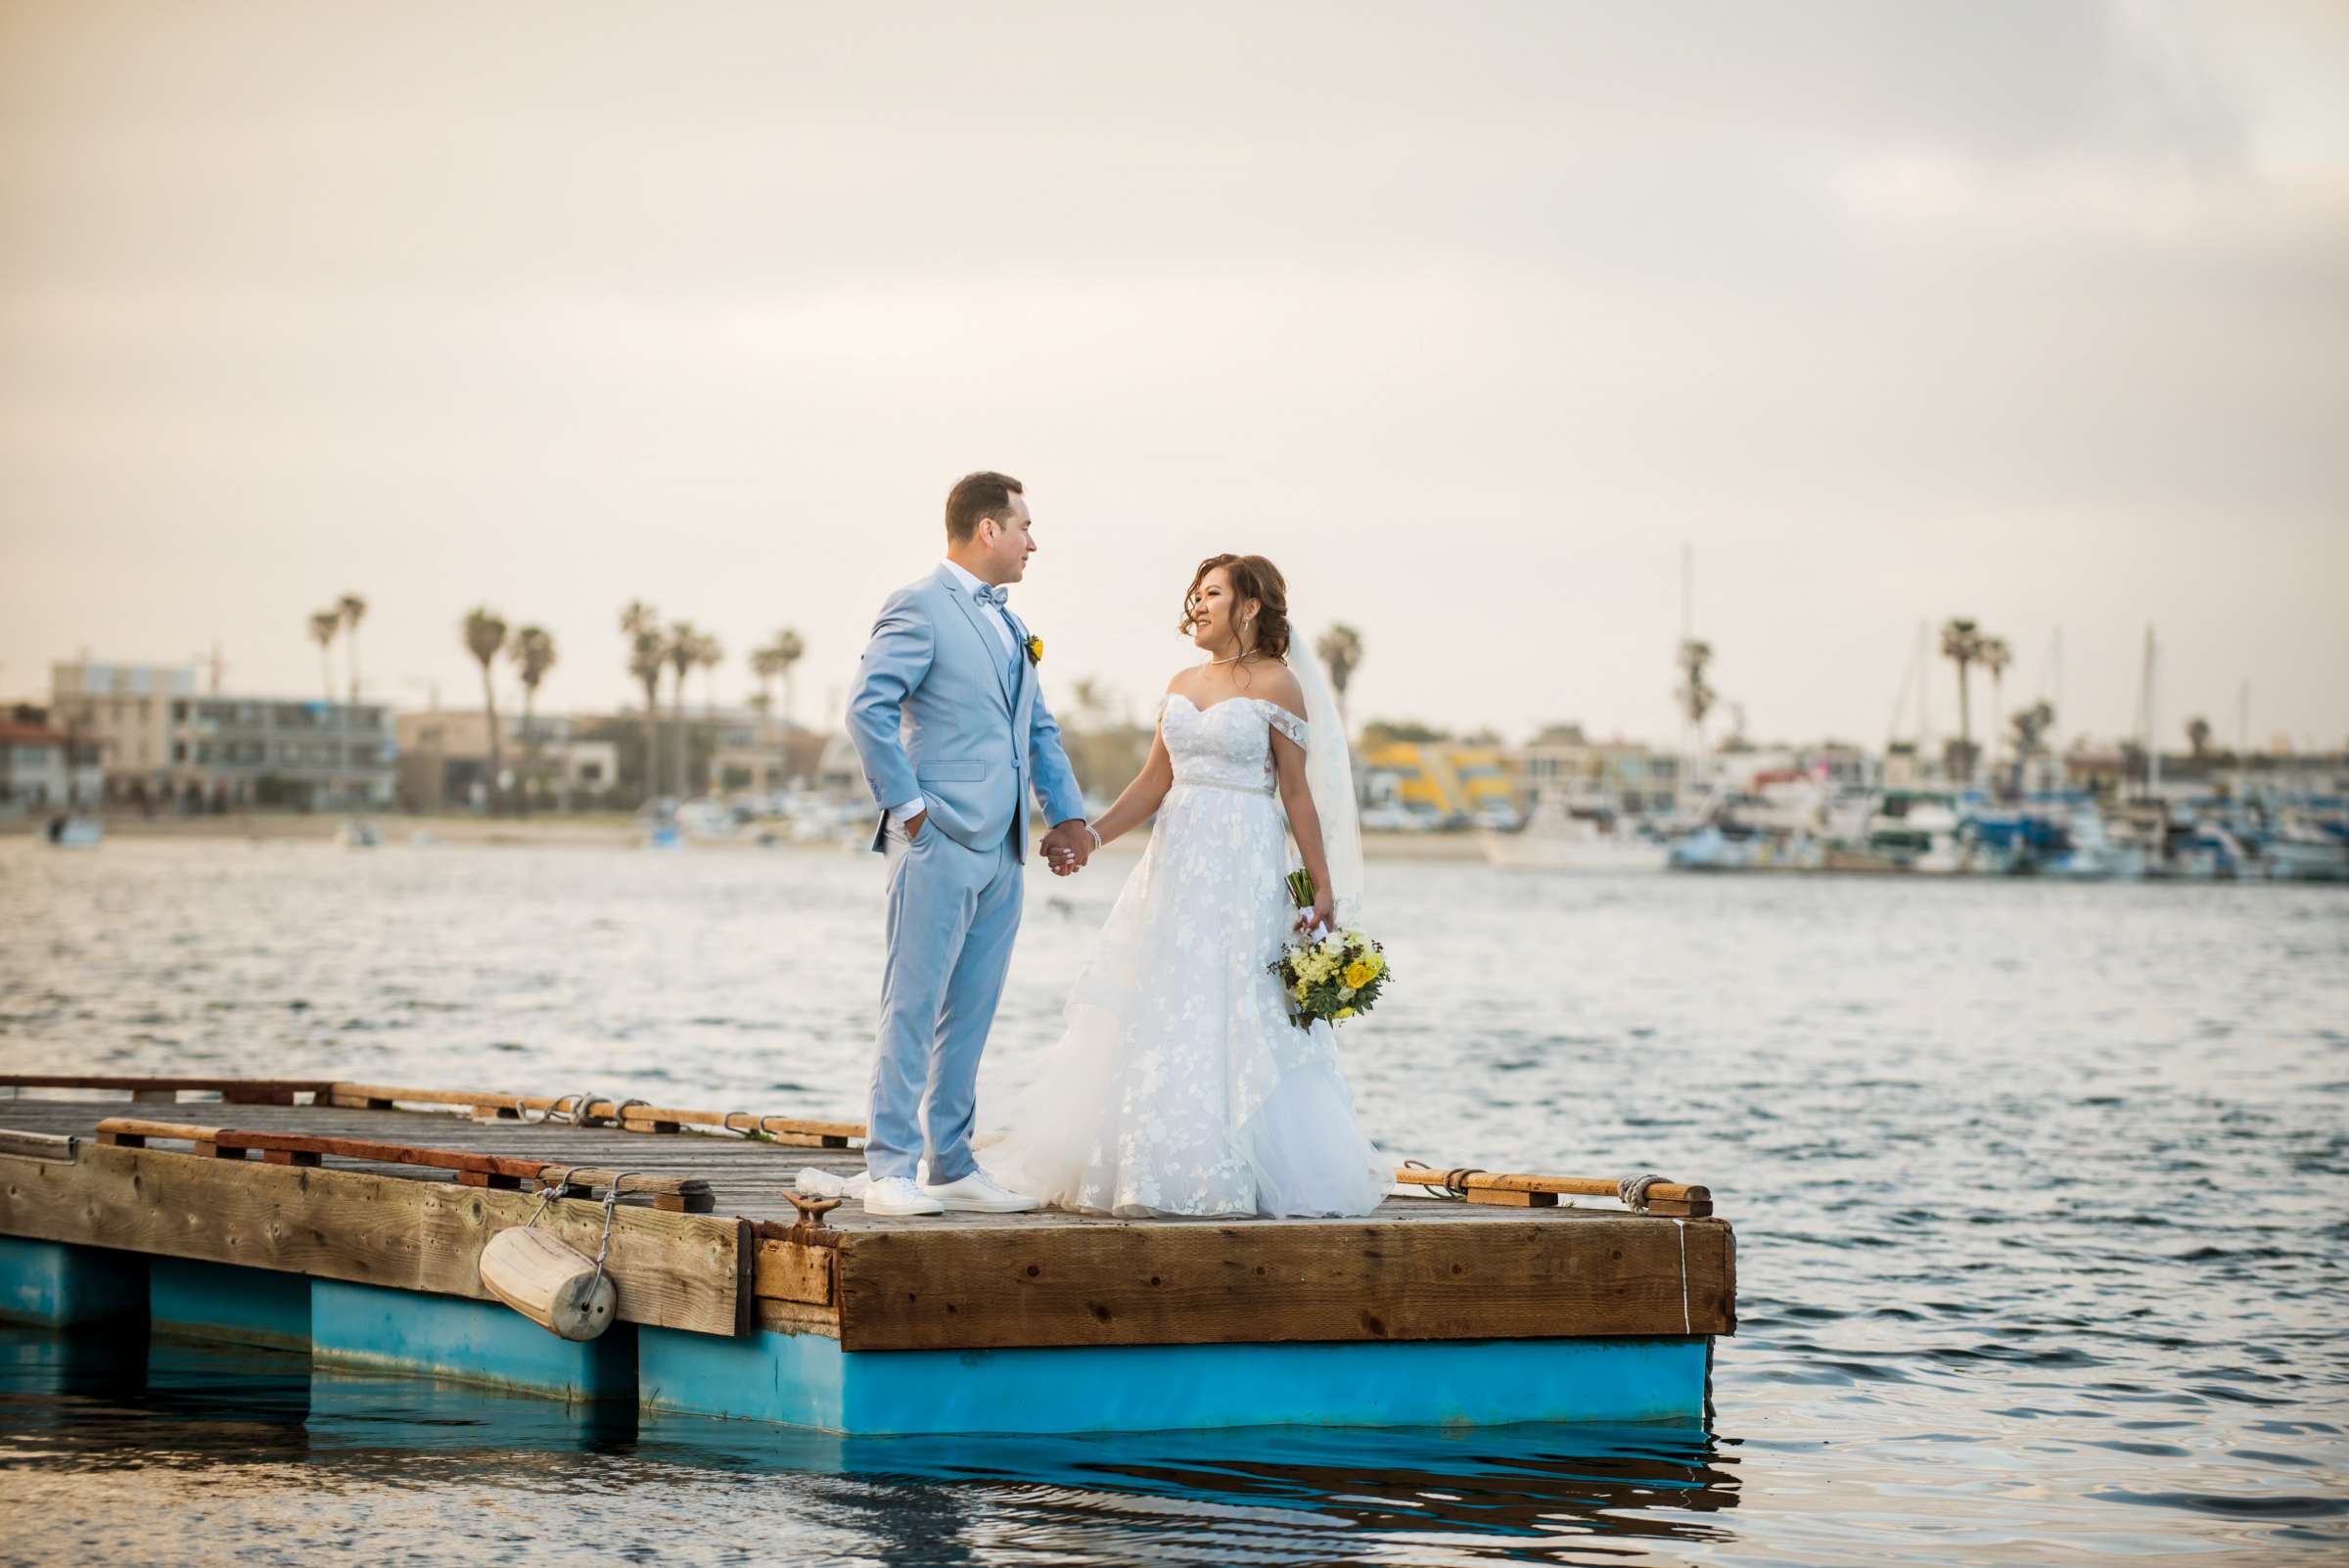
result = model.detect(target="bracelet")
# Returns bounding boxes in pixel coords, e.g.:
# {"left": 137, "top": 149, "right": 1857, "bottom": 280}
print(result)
{"left": 1083, "top": 824, "right": 1103, "bottom": 851}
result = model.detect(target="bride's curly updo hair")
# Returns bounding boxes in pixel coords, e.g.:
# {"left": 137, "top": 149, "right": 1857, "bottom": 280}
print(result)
{"left": 1179, "top": 553, "right": 1291, "bottom": 660}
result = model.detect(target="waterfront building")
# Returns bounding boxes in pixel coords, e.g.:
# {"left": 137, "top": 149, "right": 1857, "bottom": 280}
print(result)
{"left": 710, "top": 712, "right": 808, "bottom": 796}
{"left": 1517, "top": 730, "right": 1686, "bottom": 819}
{"left": 1358, "top": 742, "right": 1527, "bottom": 829}
{"left": 813, "top": 732, "right": 866, "bottom": 799}
{"left": 50, "top": 660, "right": 391, "bottom": 810}
{"left": 0, "top": 719, "right": 104, "bottom": 810}
{"left": 47, "top": 661, "right": 197, "bottom": 801}
{"left": 167, "top": 694, "right": 395, "bottom": 810}
{"left": 393, "top": 709, "right": 616, "bottom": 811}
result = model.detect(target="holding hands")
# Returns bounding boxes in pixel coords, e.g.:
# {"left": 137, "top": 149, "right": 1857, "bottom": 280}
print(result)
{"left": 1040, "top": 819, "right": 1096, "bottom": 877}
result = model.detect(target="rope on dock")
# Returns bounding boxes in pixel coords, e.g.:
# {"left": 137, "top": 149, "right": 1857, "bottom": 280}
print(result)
{"left": 1617, "top": 1173, "right": 1674, "bottom": 1212}
{"left": 521, "top": 1166, "right": 639, "bottom": 1312}
{"left": 538, "top": 1090, "right": 598, "bottom": 1127}
{"left": 1394, "top": 1161, "right": 1714, "bottom": 1216}
{"left": 1399, "top": 1159, "right": 1491, "bottom": 1200}
{"left": 1, "top": 1077, "right": 866, "bottom": 1148}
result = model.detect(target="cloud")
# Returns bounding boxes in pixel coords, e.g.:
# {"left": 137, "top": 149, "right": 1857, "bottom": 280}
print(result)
{"left": 2, "top": 1, "right": 2344, "bottom": 748}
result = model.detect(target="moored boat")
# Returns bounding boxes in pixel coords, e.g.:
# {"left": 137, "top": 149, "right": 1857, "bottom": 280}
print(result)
{"left": 44, "top": 814, "right": 102, "bottom": 849}
{"left": 1482, "top": 798, "right": 1666, "bottom": 873}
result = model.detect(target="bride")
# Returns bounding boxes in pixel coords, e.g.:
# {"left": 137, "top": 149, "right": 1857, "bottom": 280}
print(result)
{"left": 979, "top": 553, "right": 1391, "bottom": 1219}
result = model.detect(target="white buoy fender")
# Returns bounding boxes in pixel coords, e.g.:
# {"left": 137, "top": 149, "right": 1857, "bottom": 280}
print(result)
{"left": 480, "top": 1225, "right": 617, "bottom": 1341}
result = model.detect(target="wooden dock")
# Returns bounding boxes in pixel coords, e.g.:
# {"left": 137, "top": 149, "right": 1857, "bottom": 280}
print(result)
{"left": 0, "top": 1076, "right": 1734, "bottom": 1434}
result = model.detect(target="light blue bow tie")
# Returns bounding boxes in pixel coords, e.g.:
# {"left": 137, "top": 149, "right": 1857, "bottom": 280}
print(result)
{"left": 971, "top": 584, "right": 1008, "bottom": 609}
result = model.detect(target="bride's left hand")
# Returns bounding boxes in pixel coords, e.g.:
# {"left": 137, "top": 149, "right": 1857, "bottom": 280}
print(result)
{"left": 1296, "top": 891, "right": 1334, "bottom": 936}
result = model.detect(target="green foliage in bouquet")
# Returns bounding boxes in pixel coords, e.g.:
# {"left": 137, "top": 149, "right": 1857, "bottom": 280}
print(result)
{"left": 1268, "top": 869, "right": 1390, "bottom": 1029}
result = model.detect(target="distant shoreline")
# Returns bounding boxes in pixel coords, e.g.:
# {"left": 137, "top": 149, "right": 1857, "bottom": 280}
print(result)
{"left": 0, "top": 810, "right": 1489, "bottom": 860}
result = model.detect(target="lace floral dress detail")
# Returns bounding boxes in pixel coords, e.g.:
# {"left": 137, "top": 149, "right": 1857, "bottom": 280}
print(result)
{"left": 980, "top": 693, "right": 1390, "bottom": 1218}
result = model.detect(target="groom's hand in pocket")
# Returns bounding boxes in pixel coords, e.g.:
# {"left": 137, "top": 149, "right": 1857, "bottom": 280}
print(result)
{"left": 904, "top": 810, "right": 927, "bottom": 842}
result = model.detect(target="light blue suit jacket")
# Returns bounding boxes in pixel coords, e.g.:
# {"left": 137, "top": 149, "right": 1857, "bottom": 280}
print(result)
{"left": 846, "top": 564, "right": 1085, "bottom": 859}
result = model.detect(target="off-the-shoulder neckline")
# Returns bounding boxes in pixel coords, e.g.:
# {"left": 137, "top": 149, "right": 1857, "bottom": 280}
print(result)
{"left": 1163, "top": 691, "right": 1309, "bottom": 726}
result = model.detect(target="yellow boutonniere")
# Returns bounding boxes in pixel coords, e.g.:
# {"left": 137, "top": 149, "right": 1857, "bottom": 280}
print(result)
{"left": 1026, "top": 635, "right": 1043, "bottom": 665}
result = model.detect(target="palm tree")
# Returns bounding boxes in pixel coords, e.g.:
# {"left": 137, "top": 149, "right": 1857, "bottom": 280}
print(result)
{"left": 666, "top": 620, "right": 700, "bottom": 798}
{"left": 748, "top": 629, "right": 806, "bottom": 777}
{"left": 2186, "top": 715, "right": 2213, "bottom": 760}
{"left": 691, "top": 629, "right": 725, "bottom": 716}
{"left": 463, "top": 607, "right": 509, "bottom": 813}
{"left": 1977, "top": 634, "right": 2011, "bottom": 785}
{"left": 2011, "top": 699, "right": 2055, "bottom": 761}
{"left": 748, "top": 645, "right": 781, "bottom": 719}
{"left": 308, "top": 610, "right": 341, "bottom": 705}
{"left": 622, "top": 601, "right": 666, "bottom": 802}
{"left": 1315, "top": 625, "right": 1363, "bottom": 720}
{"left": 337, "top": 593, "right": 368, "bottom": 707}
{"left": 509, "top": 625, "right": 557, "bottom": 811}
{"left": 1676, "top": 638, "right": 1717, "bottom": 741}
{"left": 1939, "top": 618, "right": 1984, "bottom": 779}
{"left": 760, "top": 630, "right": 806, "bottom": 734}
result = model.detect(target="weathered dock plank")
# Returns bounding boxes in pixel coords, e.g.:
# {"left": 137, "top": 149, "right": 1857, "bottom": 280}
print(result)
{"left": 2, "top": 1097, "right": 1690, "bottom": 1233}
{"left": 0, "top": 1076, "right": 334, "bottom": 1102}
{"left": 830, "top": 1212, "right": 1734, "bottom": 1352}
{"left": 2, "top": 1093, "right": 1735, "bottom": 1353}
{"left": 0, "top": 1140, "right": 750, "bottom": 1336}
{"left": 91, "top": 1116, "right": 714, "bottom": 1209}
{"left": 3, "top": 1083, "right": 1738, "bottom": 1432}
{"left": 755, "top": 1237, "right": 838, "bottom": 1308}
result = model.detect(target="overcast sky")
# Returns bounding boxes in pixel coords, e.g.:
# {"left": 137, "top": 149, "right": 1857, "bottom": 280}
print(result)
{"left": 4, "top": 1, "right": 2344, "bottom": 751}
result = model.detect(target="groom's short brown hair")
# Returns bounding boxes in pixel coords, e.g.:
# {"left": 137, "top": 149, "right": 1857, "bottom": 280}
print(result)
{"left": 945, "top": 471, "right": 1024, "bottom": 543}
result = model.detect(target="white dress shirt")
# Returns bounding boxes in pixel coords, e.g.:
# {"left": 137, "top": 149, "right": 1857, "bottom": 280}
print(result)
{"left": 890, "top": 560, "right": 1018, "bottom": 829}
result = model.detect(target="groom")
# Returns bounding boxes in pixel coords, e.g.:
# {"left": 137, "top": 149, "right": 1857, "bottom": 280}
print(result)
{"left": 845, "top": 471, "right": 1094, "bottom": 1217}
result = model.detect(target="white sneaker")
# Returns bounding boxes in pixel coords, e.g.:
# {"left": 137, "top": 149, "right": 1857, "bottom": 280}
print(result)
{"left": 864, "top": 1175, "right": 944, "bottom": 1216}
{"left": 922, "top": 1167, "right": 1041, "bottom": 1214}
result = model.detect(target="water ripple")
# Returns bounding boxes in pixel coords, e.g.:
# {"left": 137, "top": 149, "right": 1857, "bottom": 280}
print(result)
{"left": 3, "top": 839, "right": 2346, "bottom": 1565}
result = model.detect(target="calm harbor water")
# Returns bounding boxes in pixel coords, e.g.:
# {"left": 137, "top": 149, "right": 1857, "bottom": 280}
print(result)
{"left": 2, "top": 836, "right": 2344, "bottom": 1566}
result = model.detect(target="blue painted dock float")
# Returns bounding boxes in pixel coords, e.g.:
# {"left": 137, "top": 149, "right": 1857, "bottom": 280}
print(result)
{"left": 0, "top": 1080, "right": 1734, "bottom": 1435}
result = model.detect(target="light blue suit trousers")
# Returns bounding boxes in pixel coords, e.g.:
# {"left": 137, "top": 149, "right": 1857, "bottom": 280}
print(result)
{"left": 846, "top": 564, "right": 1086, "bottom": 1183}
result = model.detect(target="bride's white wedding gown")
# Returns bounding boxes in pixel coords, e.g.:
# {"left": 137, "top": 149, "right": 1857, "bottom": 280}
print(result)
{"left": 981, "top": 692, "right": 1391, "bottom": 1219}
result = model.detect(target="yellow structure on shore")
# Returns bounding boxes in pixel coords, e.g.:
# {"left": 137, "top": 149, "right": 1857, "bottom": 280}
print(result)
{"left": 1360, "top": 742, "right": 1520, "bottom": 824}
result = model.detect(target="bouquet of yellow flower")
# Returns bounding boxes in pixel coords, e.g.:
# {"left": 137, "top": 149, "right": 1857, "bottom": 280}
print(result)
{"left": 1268, "top": 869, "right": 1389, "bottom": 1029}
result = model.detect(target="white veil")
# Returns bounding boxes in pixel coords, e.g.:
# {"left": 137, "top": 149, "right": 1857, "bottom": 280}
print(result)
{"left": 1287, "top": 638, "right": 1364, "bottom": 929}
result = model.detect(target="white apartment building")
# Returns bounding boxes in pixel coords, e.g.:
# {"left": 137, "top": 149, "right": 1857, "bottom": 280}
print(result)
{"left": 49, "top": 661, "right": 197, "bottom": 797}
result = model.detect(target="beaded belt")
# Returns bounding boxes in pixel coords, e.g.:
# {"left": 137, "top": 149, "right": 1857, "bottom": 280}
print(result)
{"left": 1170, "top": 776, "right": 1276, "bottom": 797}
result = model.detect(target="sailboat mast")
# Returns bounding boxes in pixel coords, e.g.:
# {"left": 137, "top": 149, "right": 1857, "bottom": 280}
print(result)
{"left": 1679, "top": 543, "right": 1695, "bottom": 803}
{"left": 2237, "top": 677, "right": 2252, "bottom": 801}
{"left": 1917, "top": 620, "right": 1933, "bottom": 775}
{"left": 2051, "top": 625, "right": 2064, "bottom": 753}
